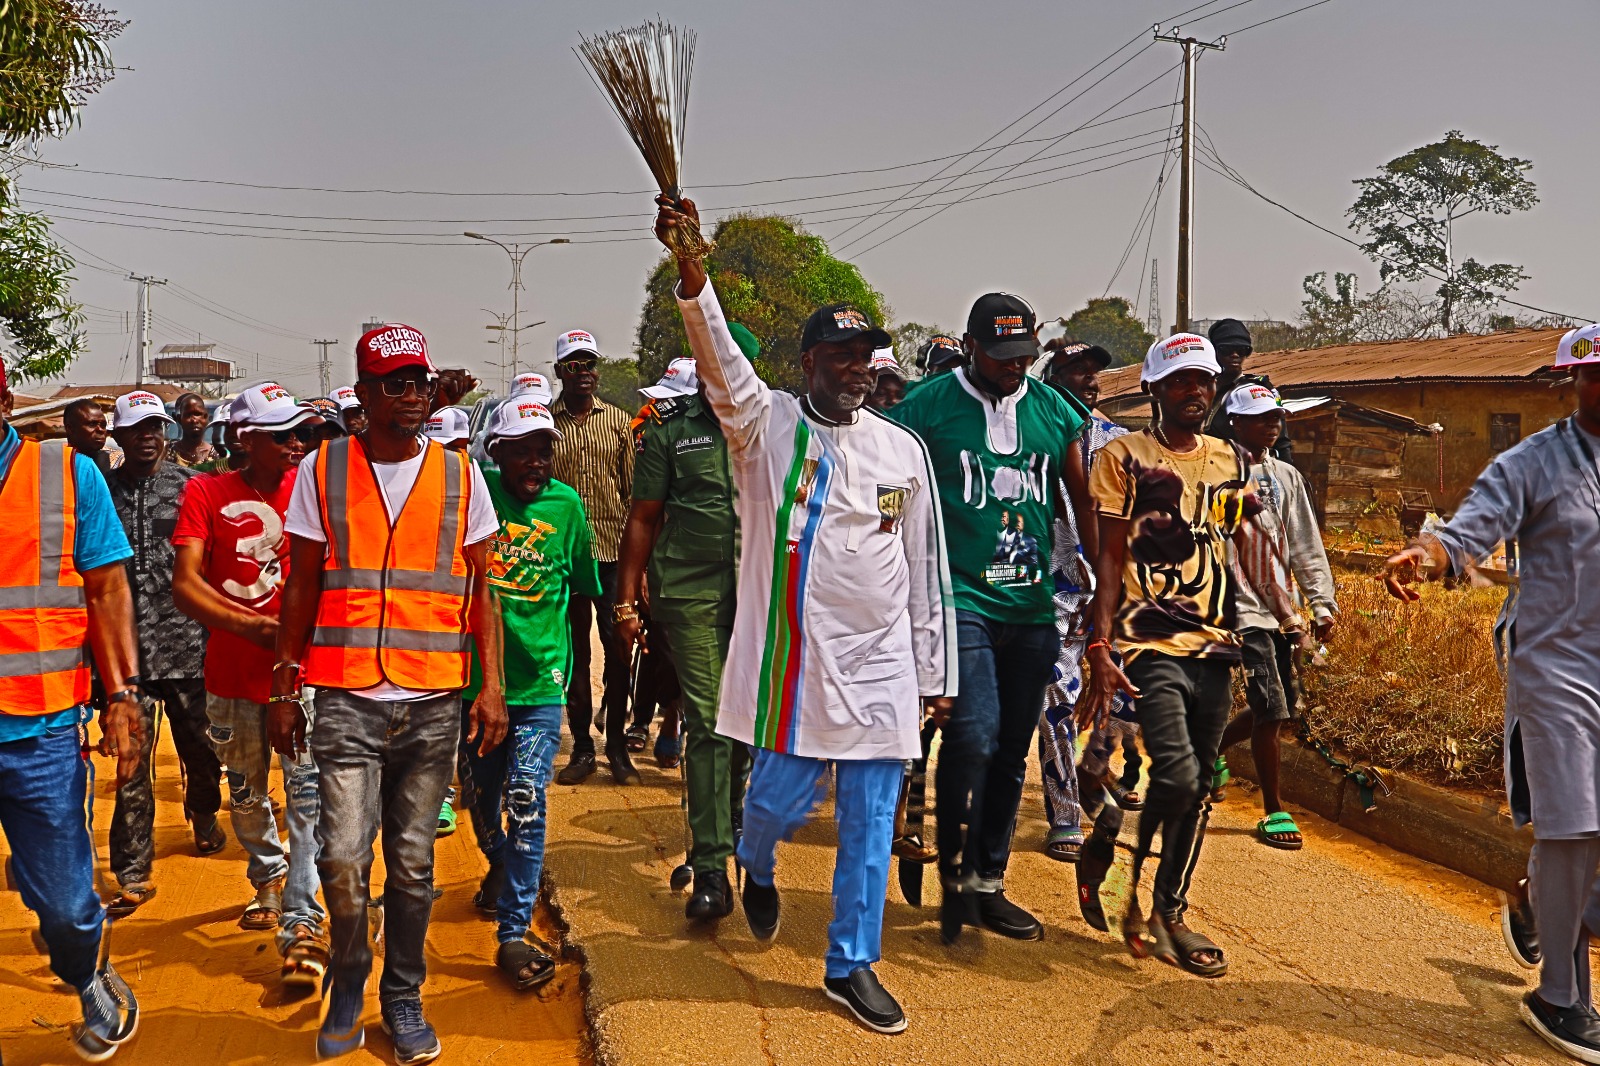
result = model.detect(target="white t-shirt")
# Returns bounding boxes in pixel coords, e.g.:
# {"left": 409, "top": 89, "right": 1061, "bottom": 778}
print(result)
{"left": 285, "top": 444, "right": 498, "bottom": 700}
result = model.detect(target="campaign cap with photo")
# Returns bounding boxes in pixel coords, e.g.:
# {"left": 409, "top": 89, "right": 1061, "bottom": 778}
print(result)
{"left": 1050, "top": 341, "right": 1112, "bottom": 370}
{"left": 1141, "top": 332, "right": 1222, "bottom": 384}
{"left": 1225, "top": 382, "right": 1284, "bottom": 417}
{"left": 640, "top": 357, "right": 699, "bottom": 400}
{"left": 329, "top": 384, "right": 362, "bottom": 410}
{"left": 423, "top": 406, "right": 472, "bottom": 443}
{"left": 917, "top": 334, "right": 964, "bottom": 371}
{"left": 800, "top": 303, "right": 891, "bottom": 352}
{"left": 966, "top": 292, "right": 1041, "bottom": 361}
{"left": 232, "top": 380, "right": 319, "bottom": 430}
{"left": 554, "top": 329, "right": 601, "bottom": 365}
{"left": 113, "top": 390, "right": 176, "bottom": 429}
{"left": 509, "top": 372, "right": 554, "bottom": 403}
{"left": 1557, "top": 323, "right": 1600, "bottom": 368}
{"left": 869, "top": 347, "right": 905, "bottom": 379}
{"left": 488, "top": 397, "right": 564, "bottom": 442}
{"left": 306, "top": 397, "right": 348, "bottom": 433}
{"left": 355, "top": 323, "right": 434, "bottom": 378}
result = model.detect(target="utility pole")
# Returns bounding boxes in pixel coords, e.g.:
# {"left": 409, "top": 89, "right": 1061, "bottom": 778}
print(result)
{"left": 1154, "top": 25, "right": 1224, "bottom": 334}
{"left": 312, "top": 339, "right": 340, "bottom": 395}
{"left": 464, "top": 233, "right": 569, "bottom": 380}
{"left": 1146, "top": 258, "right": 1162, "bottom": 338}
{"left": 128, "top": 273, "right": 168, "bottom": 384}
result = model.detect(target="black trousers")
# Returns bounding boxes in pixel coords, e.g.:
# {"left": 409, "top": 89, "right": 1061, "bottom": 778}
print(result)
{"left": 109, "top": 677, "right": 222, "bottom": 885}
{"left": 565, "top": 560, "right": 631, "bottom": 757}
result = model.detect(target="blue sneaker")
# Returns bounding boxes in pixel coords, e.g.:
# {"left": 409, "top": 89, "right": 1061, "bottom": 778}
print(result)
{"left": 72, "top": 965, "right": 139, "bottom": 1062}
{"left": 316, "top": 979, "right": 365, "bottom": 1059}
{"left": 382, "top": 998, "right": 442, "bottom": 1065}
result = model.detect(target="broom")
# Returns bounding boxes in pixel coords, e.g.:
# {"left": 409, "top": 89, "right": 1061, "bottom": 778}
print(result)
{"left": 575, "top": 19, "right": 713, "bottom": 261}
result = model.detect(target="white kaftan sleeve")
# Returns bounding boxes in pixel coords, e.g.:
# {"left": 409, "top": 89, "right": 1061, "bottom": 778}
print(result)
{"left": 902, "top": 434, "right": 958, "bottom": 699}
{"left": 675, "top": 280, "right": 771, "bottom": 458}
{"left": 1430, "top": 449, "right": 1537, "bottom": 578}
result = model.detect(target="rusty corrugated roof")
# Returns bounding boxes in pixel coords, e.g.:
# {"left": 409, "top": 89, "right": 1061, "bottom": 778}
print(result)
{"left": 1099, "top": 327, "right": 1569, "bottom": 400}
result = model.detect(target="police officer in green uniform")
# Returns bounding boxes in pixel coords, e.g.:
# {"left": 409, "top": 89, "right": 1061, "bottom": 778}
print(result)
{"left": 615, "top": 329, "right": 754, "bottom": 922}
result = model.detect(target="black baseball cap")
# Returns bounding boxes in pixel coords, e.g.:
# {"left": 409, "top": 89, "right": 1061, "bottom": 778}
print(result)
{"left": 918, "top": 334, "right": 964, "bottom": 371}
{"left": 1208, "top": 318, "right": 1252, "bottom": 352}
{"left": 1050, "top": 342, "right": 1112, "bottom": 370}
{"left": 800, "top": 303, "right": 892, "bottom": 353}
{"left": 966, "top": 292, "right": 1041, "bottom": 361}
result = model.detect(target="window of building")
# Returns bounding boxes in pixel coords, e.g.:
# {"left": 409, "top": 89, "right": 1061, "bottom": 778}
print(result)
{"left": 1489, "top": 413, "right": 1521, "bottom": 454}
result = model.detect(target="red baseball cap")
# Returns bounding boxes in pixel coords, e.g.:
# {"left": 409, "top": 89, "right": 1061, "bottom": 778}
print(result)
{"left": 356, "top": 323, "right": 435, "bottom": 377}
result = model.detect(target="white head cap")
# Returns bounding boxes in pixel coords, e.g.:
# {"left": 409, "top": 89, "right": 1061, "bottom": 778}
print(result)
{"left": 1224, "top": 382, "right": 1283, "bottom": 417}
{"left": 1557, "top": 323, "right": 1600, "bottom": 368}
{"left": 488, "top": 397, "right": 563, "bottom": 442}
{"left": 639, "top": 357, "right": 698, "bottom": 400}
{"left": 869, "top": 347, "right": 904, "bottom": 379}
{"left": 509, "top": 372, "right": 554, "bottom": 404}
{"left": 1141, "top": 333, "right": 1222, "bottom": 384}
{"left": 554, "top": 329, "right": 600, "bottom": 365}
{"left": 233, "top": 381, "right": 318, "bottom": 429}
{"left": 423, "top": 407, "right": 472, "bottom": 444}
{"left": 112, "top": 390, "right": 175, "bottom": 429}
{"left": 328, "top": 385, "right": 362, "bottom": 410}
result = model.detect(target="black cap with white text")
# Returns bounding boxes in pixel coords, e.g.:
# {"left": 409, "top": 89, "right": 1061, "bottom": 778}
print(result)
{"left": 966, "top": 292, "right": 1041, "bottom": 361}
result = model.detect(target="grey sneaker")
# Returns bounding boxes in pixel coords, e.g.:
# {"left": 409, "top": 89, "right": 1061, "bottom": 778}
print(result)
{"left": 381, "top": 998, "right": 441, "bottom": 1065}
{"left": 72, "top": 964, "right": 139, "bottom": 1062}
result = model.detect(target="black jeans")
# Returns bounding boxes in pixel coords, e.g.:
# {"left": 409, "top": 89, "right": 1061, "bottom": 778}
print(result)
{"left": 565, "top": 560, "right": 631, "bottom": 757}
{"left": 1126, "top": 653, "right": 1234, "bottom": 920}
{"left": 110, "top": 677, "right": 222, "bottom": 885}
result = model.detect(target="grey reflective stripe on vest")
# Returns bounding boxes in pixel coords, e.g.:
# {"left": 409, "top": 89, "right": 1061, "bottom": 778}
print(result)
{"left": 321, "top": 568, "right": 469, "bottom": 595}
{"left": 0, "top": 586, "right": 86, "bottom": 610}
{"left": 435, "top": 446, "right": 463, "bottom": 577}
{"left": 37, "top": 439, "right": 70, "bottom": 585}
{"left": 321, "top": 437, "right": 352, "bottom": 569}
{"left": 0, "top": 646, "right": 87, "bottom": 679}
{"left": 310, "top": 626, "right": 471, "bottom": 654}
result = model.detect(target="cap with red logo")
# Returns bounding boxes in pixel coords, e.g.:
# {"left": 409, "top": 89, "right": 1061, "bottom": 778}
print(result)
{"left": 112, "top": 390, "right": 176, "bottom": 429}
{"left": 356, "top": 324, "right": 435, "bottom": 378}
{"left": 328, "top": 385, "right": 362, "bottom": 410}
{"left": 966, "top": 292, "right": 1041, "bottom": 361}
{"left": 509, "top": 372, "right": 554, "bottom": 403}
{"left": 1557, "top": 323, "right": 1600, "bottom": 368}
{"left": 232, "top": 380, "right": 320, "bottom": 430}
{"left": 1141, "top": 332, "right": 1221, "bottom": 384}
{"left": 424, "top": 406, "right": 472, "bottom": 444}
{"left": 640, "top": 357, "right": 699, "bottom": 400}
{"left": 1224, "top": 382, "right": 1283, "bottom": 417}
{"left": 554, "top": 330, "right": 600, "bottom": 366}
{"left": 488, "top": 397, "right": 563, "bottom": 442}
{"left": 869, "top": 348, "right": 905, "bottom": 379}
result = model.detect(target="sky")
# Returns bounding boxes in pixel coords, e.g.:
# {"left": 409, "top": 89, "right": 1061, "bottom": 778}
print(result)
{"left": 12, "top": 0, "right": 1598, "bottom": 398}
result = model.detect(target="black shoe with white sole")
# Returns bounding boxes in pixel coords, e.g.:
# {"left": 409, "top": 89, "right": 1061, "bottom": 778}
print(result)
{"left": 1521, "top": 991, "right": 1600, "bottom": 1064}
{"left": 1502, "top": 878, "right": 1541, "bottom": 969}
{"left": 823, "top": 969, "right": 906, "bottom": 1034}
{"left": 742, "top": 877, "right": 780, "bottom": 943}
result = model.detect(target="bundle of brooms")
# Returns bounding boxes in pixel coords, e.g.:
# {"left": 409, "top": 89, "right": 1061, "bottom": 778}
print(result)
{"left": 576, "top": 19, "right": 713, "bottom": 261}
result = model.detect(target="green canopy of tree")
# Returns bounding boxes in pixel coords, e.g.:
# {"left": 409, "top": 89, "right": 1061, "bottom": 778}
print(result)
{"left": 636, "top": 214, "right": 889, "bottom": 391}
{"left": 1060, "top": 296, "right": 1153, "bottom": 367}
{"left": 595, "top": 356, "right": 642, "bottom": 412}
{"left": 1348, "top": 130, "right": 1537, "bottom": 334}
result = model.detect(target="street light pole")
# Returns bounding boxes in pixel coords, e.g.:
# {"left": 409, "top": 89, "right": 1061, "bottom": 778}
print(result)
{"left": 465, "top": 233, "right": 569, "bottom": 380}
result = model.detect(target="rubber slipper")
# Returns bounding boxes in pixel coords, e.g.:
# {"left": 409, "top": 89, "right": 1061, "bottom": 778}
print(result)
{"left": 624, "top": 726, "right": 649, "bottom": 754}
{"left": 654, "top": 731, "right": 681, "bottom": 769}
{"left": 1257, "top": 811, "right": 1304, "bottom": 851}
{"left": 1108, "top": 782, "right": 1143, "bottom": 811}
{"left": 1045, "top": 828, "right": 1083, "bottom": 864}
{"left": 106, "top": 882, "right": 157, "bottom": 919}
{"left": 497, "top": 940, "right": 556, "bottom": 991}
{"left": 436, "top": 799, "right": 458, "bottom": 838}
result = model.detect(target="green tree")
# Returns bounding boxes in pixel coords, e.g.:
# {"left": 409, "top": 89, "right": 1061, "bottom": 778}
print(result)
{"left": 595, "top": 355, "right": 642, "bottom": 411}
{"left": 1294, "top": 271, "right": 1435, "bottom": 348}
{"left": 1348, "top": 130, "right": 1537, "bottom": 334}
{"left": 0, "top": 209, "right": 83, "bottom": 378}
{"left": 636, "top": 214, "right": 888, "bottom": 391}
{"left": 892, "top": 321, "right": 954, "bottom": 375}
{"left": 1060, "top": 296, "right": 1153, "bottom": 367}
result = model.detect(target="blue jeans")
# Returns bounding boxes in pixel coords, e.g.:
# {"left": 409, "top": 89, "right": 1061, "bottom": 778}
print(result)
{"left": 0, "top": 709, "right": 102, "bottom": 990}
{"left": 736, "top": 749, "right": 901, "bottom": 980}
{"left": 457, "top": 701, "right": 561, "bottom": 944}
{"left": 206, "top": 692, "right": 324, "bottom": 948}
{"left": 311, "top": 689, "right": 459, "bottom": 1005}
{"left": 937, "top": 611, "right": 1059, "bottom": 882}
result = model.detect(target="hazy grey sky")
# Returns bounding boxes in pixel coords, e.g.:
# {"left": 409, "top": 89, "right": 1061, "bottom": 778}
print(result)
{"left": 15, "top": 0, "right": 1598, "bottom": 397}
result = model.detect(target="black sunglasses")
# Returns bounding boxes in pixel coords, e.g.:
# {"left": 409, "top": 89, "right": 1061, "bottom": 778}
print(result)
{"left": 558, "top": 359, "right": 598, "bottom": 372}
{"left": 268, "top": 425, "right": 319, "bottom": 445}
{"left": 377, "top": 378, "right": 439, "bottom": 398}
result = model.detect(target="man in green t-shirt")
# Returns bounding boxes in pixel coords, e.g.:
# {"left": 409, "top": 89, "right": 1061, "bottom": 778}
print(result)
{"left": 458, "top": 396, "right": 601, "bottom": 993}
{"left": 891, "top": 292, "right": 1092, "bottom": 946}
{"left": 617, "top": 345, "right": 748, "bottom": 923}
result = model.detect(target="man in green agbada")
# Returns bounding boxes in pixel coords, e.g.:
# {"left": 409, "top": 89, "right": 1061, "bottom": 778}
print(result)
{"left": 616, "top": 328, "right": 754, "bottom": 923}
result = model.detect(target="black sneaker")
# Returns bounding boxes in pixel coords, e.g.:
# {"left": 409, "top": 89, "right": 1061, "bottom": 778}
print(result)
{"left": 686, "top": 869, "right": 732, "bottom": 922}
{"left": 555, "top": 752, "right": 596, "bottom": 786}
{"left": 823, "top": 968, "right": 907, "bottom": 1035}
{"left": 473, "top": 862, "right": 506, "bottom": 917}
{"left": 381, "top": 998, "right": 442, "bottom": 1065}
{"left": 974, "top": 889, "right": 1044, "bottom": 940}
{"left": 1520, "top": 991, "right": 1600, "bottom": 1064}
{"left": 742, "top": 877, "right": 780, "bottom": 943}
{"left": 1502, "top": 878, "right": 1541, "bottom": 969}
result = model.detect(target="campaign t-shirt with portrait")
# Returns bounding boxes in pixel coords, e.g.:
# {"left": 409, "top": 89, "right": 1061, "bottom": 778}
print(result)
{"left": 172, "top": 468, "right": 297, "bottom": 703}
{"left": 1091, "top": 429, "right": 1254, "bottom": 662}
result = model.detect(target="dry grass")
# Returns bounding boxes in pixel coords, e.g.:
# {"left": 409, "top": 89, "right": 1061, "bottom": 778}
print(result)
{"left": 1299, "top": 567, "right": 1507, "bottom": 791}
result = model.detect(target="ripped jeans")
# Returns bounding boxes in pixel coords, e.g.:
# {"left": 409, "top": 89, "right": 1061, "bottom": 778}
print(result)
{"left": 206, "top": 692, "right": 324, "bottom": 947}
{"left": 458, "top": 702, "right": 561, "bottom": 945}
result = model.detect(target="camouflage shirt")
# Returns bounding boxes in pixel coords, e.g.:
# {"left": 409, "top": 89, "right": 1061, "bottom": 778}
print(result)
{"left": 108, "top": 462, "right": 206, "bottom": 680}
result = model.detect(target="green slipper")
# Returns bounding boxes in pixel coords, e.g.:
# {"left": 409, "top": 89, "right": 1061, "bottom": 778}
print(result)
{"left": 436, "top": 799, "right": 457, "bottom": 838}
{"left": 1257, "top": 811, "right": 1303, "bottom": 851}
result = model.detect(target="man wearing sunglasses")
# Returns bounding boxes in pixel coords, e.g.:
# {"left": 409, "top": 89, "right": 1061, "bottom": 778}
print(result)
{"left": 173, "top": 381, "right": 329, "bottom": 987}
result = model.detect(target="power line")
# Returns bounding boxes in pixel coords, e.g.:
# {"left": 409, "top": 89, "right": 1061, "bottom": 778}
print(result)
{"left": 1223, "top": 0, "right": 1337, "bottom": 36}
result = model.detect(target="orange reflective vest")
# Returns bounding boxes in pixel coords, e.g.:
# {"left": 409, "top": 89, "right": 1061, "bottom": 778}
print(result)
{"left": 0, "top": 438, "right": 91, "bottom": 716}
{"left": 303, "top": 437, "right": 474, "bottom": 691}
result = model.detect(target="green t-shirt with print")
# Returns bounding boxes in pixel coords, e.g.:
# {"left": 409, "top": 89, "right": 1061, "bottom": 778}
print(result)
{"left": 891, "top": 369, "right": 1084, "bottom": 626}
{"left": 466, "top": 468, "right": 602, "bottom": 705}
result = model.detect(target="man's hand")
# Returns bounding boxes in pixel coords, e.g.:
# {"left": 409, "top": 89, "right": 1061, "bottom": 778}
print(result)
{"left": 268, "top": 698, "right": 309, "bottom": 759}
{"left": 1312, "top": 617, "right": 1335, "bottom": 644}
{"left": 654, "top": 196, "right": 708, "bottom": 297}
{"left": 616, "top": 614, "right": 646, "bottom": 656}
{"left": 1078, "top": 646, "right": 1140, "bottom": 733}
{"left": 100, "top": 694, "right": 144, "bottom": 787}
{"left": 434, "top": 368, "right": 480, "bottom": 410}
{"left": 924, "top": 696, "right": 955, "bottom": 728}
{"left": 1382, "top": 540, "right": 1444, "bottom": 602}
{"left": 244, "top": 614, "right": 279, "bottom": 651}
{"left": 466, "top": 689, "right": 509, "bottom": 757}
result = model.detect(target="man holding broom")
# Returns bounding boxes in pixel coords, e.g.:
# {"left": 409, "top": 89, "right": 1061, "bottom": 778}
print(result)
{"left": 655, "top": 197, "right": 956, "bottom": 1034}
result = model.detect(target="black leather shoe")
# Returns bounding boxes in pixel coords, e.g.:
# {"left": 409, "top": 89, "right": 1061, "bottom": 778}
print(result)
{"left": 555, "top": 752, "right": 595, "bottom": 786}
{"left": 686, "top": 869, "right": 732, "bottom": 922}
{"left": 606, "top": 748, "right": 642, "bottom": 786}
{"left": 1521, "top": 991, "right": 1600, "bottom": 1063}
{"left": 975, "top": 889, "right": 1044, "bottom": 940}
{"left": 823, "top": 968, "right": 906, "bottom": 1034}
{"left": 742, "top": 878, "right": 780, "bottom": 943}
{"left": 1502, "top": 878, "right": 1541, "bottom": 969}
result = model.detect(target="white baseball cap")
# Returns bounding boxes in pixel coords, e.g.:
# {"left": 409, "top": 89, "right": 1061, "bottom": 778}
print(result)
{"left": 1142, "top": 332, "right": 1222, "bottom": 384}
{"left": 488, "top": 397, "right": 564, "bottom": 442}
{"left": 869, "top": 347, "right": 905, "bottom": 379}
{"left": 233, "top": 381, "right": 319, "bottom": 430}
{"left": 328, "top": 385, "right": 362, "bottom": 410}
{"left": 554, "top": 329, "right": 600, "bottom": 365}
{"left": 509, "top": 372, "right": 553, "bottom": 403}
{"left": 1224, "top": 382, "right": 1284, "bottom": 417}
{"left": 1557, "top": 323, "right": 1600, "bottom": 368}
{"left": 640, "top": 357, "right": 698, "bottom": 400}
{"left": 112, "top": 390, "right": 175, "bottom": 429}
{"left": 424, "top": 406, "right": 472, "bottom": 444}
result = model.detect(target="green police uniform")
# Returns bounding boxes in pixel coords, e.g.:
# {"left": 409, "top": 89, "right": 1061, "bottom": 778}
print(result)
{"left": 633, "top": 393, "right": 747, "bottom": 874}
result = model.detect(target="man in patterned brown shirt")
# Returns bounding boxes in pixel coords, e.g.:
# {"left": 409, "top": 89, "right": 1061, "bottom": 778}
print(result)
{"left": 548, "top": 329, "right": 638, "bottom": 785}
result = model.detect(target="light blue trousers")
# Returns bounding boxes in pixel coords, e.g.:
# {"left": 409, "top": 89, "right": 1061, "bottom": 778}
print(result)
{"left": 736, "top": 748, "right": 901, "bottom": 980}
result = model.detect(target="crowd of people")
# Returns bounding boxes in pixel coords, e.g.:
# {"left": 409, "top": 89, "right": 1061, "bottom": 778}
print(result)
{"left": 2, "top": 196, "right": 1597, "bottom": 1064}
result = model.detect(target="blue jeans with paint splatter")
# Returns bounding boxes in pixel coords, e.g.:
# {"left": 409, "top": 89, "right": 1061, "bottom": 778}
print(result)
{"left": 459, "top": 701, "right": 562, "bottom": 945}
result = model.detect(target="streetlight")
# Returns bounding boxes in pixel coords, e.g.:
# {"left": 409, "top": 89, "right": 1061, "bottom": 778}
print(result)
{"left": 465, "top": 233, "right": 569, "bottom": 381}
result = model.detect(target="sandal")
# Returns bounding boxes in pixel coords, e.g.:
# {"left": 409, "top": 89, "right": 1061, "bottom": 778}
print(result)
{"left": 654, "top": 731, "right": 681, "bottom": 769}
{"left": 193, "top": 815, "right": 227, "bottom": 856}
{"left": 1209, "top": 755, "right": 1230, "bottom": 803}
{"left": 1045, "top": 826, "right": 1084, "bottom": 864}
{"left": 1108, "top": 782, "right": 1143, "bottom": 811}
{"left": 240, "top": 876, "right": 284, "bottom": 930}
{"left": 106, "top": 882, "right": 157, "bottom": 919}
{"left": 1122, "top": 898, "right": 1151, "bottom": 959}
{"left": 436, "top": 797, "right": 458, "bottom": 838}
{"left": 624, "top": 725, "right": 649, "bottom": 754}
{"left": 281, "top": 925, "right": 330, "bottom": 989}
{"left": 496, "top": 939, "right": 556, "bottom": 991}
{"left": 1148, "top": 912, "right": 1228, "bottom": 978}
{"left": 1257, "top": 811, "right": 1304, "bottom": 850}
